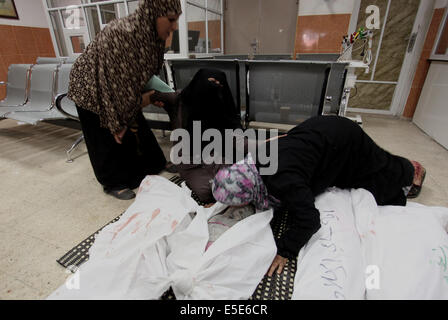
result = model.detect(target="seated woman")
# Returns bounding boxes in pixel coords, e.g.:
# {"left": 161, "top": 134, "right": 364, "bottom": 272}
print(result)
{"left": 152, "top": 68, "right": 243, "bottom": 203}
{"left": 211, "top": 115, "right": 426, "bottom": 276}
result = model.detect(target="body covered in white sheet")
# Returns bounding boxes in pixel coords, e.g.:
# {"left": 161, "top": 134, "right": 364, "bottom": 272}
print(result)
{"left": 48, "top": 176, "right": 276, "bottom": 300}
{"left": 292, "top": 188, "right": 366, "bottom": 300}
{"left": 292, "top": 188, "right": 448, "bottom": 300}
{"left": 353, "top": 189, "right": 448, "bottom": 300}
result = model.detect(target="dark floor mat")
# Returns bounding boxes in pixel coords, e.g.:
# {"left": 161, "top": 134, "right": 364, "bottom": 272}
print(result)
{"left": 57, "top": 175, "right": 297, "bottom": 300}
{"left": 56, "top": 214, "right": 123, "bottom": 271}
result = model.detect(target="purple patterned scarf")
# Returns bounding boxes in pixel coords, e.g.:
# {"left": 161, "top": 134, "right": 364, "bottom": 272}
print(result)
{"left": 211, "top": 154, "right": 272, "bottom": 211}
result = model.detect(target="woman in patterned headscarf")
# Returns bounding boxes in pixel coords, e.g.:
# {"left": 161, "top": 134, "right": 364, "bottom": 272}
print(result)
{"left": 211, "top": 153, "right": 277, "bottom": 212}
{"left": 212, "top": 115, "right": 426, "bottom": 278}
{"left": 68, "top": 0, "right": 182, "bottom": 200}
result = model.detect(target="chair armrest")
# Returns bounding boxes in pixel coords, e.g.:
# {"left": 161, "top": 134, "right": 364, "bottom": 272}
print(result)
{"left": 55, "top": 93, "right": 79, "bottom": 121}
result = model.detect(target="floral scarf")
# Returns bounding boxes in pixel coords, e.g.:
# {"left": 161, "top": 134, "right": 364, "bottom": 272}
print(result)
{"left": 211, "top": 154, "right": 276, "bottom": 211}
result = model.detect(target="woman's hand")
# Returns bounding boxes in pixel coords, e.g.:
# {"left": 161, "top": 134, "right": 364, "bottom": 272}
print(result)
{"left": 113, "top": 126, "right": 127, "bottom": 144}
{"left": 141, "top": 90, "right": 164, "bottom": 108}
{"left": 267, "top": 255, "right": 288, "bottom": 277}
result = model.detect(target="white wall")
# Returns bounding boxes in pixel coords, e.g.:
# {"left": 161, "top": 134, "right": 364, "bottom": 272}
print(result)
{"left": 0, "top": 0, "right": 49, "bottom": 28}
{"left": 413, "top": 61, "right": 448, "bottom": 149}
{"left": 435, "top": 0, "right": 448, "bottom": 9}
{"left": 298, "top": 0, "right": 356, "bottom": 16}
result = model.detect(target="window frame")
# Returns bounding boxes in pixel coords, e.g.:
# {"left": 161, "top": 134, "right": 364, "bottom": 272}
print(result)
{"left": 183, "top": 0, "right": 224, "bottom": 57}
{"left": 42, "top": 0, "right": 222, "bottom": 59}
{"left": 430, "top": 6, "right": 448, "bottom": 62}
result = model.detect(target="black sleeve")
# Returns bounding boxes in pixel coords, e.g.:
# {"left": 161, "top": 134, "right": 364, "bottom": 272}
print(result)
{"left": 264, "top": 130, "right": 328, "bottom": 258}
{"left": 266, "top": 131, "right": 325, "bottom": 259}
{"left": 274, "top": 177, "right": 321, "bottom": 259}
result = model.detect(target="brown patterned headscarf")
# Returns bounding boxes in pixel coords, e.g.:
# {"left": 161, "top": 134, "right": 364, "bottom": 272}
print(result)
{"left": 68, "top": 0, "right": 181, "bottom": 134}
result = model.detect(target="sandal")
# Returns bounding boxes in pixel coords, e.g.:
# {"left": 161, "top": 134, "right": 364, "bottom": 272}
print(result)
{"left": 106, "top": 188, "right": 136, "bottom": 200}
{"left": 407, "top": 161, "right": 426, "bottom": 199}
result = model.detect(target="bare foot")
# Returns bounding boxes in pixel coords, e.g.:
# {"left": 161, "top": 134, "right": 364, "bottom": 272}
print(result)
{"left": 411, "top": 161, "right": 426, "bottom": 186}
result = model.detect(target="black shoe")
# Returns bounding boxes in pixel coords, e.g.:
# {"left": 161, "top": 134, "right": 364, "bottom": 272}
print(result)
{"left": 407, "top": 162, "right": 426, "bottom": 199}
{"left": 106, "top": 188, "right": 136, "bottom": 200}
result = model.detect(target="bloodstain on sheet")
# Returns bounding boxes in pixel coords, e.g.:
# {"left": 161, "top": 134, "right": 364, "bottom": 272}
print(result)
{"left": 145, "top": 208, "right": 161, "bottom": 229}
{"left": 111, "top": 212, "right": 141, "bottom": 241}
{"left": 138, "top": 178, "right": 151, "bottom": 194}
{"left": 171, "top": 220, "right": 178, "bottom": 230}
{"left": 131, "top": 221, "right": 142, "bottom": 234}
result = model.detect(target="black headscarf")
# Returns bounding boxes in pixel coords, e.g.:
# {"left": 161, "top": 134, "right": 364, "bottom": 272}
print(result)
{"left": 68, "top": 0, "right": 182, "bottom": 134}
{"left": 180, "top": 68, "right": 242, "bottom": 134}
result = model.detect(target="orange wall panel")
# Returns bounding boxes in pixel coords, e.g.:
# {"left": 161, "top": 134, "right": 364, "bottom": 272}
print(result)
{"left": 0, "top": 24, "right": 56, "bottom": 100}
{"left": 294, "top": 14, "right": 351, "bottom": 55}
{"left": 166, "top": 21, "right": 222, "bottom": 53}
{"left": 0, "top": 25, "right": 19, "bottom": 55}
{"left": 188, "top": 20, "right": 221, "bottom": 50}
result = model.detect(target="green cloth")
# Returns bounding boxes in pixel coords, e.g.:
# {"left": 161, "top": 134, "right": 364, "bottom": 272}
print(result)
{"left": 143, "top": 75, "right": 174, "bottom": 93}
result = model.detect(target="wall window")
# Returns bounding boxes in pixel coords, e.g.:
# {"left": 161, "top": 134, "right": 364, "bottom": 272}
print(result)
{"left": 46, "top": 3, "right": 90, "bottom": 57}
{"left": 432, "top": 9, "right": 448, "bottom": 61}
{"left": 127, "top": 0, "right": 139, "bottom": 14}
{"left": 46, "top": 0, "right": 88, "bottom": 8}
{"left": 99, "top": 4, "right": 117, "bottom": 24}
{"left": 84, "top": 5, "right": 101, "bottom": 39}
{"left": 186, "top": 0, "right": 223, "bottom": 55}
{"left": 70, "top": 35, "right": 86, "bottom": 53}
{"left": 45, "top": 0, "right": 129, "bottom": 57}
{"left": 186, "top": 3, "right": 206, "bottom": 53}
{"left": 61, "top": 7, "right": 86, "bottom": 28}
{"left": 207, "top": 10, "right": 221, "bottom": 53}
{"left": 49, "top": 10, "right": 68, "bottom": 56}
{"left": 43, "top": 0, "right": 214, "bottom": 58}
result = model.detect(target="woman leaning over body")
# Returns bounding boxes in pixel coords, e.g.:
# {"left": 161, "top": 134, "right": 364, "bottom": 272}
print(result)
{"left": 212, "top": 115, "right": 426, "bottom": 277}
{"left": 68, "top": 0, "right": 181, "bottom": 200}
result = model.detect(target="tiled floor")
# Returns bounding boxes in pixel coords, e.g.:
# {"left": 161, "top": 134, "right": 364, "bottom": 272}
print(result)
{"left": 0, "top": 115, "right": 447, "bottom": 299}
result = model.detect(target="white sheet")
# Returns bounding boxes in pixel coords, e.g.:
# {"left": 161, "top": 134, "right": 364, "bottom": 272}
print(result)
{"left": 48, "top": 176, "right": 276, "bottom": 300}
{"left": 355, "top": 196, "right": 448, "bottom": 300}
{"left": 292, "top": 189, "right": 366, "bottom": 300}
{"left": 292, "top": 188, "right": 448, "bottom": 300}
{"left": 48, "top": 176, "right": 448, "bottom": 300}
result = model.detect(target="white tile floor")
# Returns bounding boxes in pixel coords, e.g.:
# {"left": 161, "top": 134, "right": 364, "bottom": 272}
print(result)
{"left": 0, "top": 115, "right": 447, "bottom": 299}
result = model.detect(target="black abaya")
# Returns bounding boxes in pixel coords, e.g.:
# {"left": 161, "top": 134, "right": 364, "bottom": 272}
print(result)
{"left": 260, "top": 115, "right": 415, "bottom": 259}
{"left": 76, "top": 106, "right": 166, "bottom": 192}
{"left": 173, "top": 68, "right": 243, "bottom": 203}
